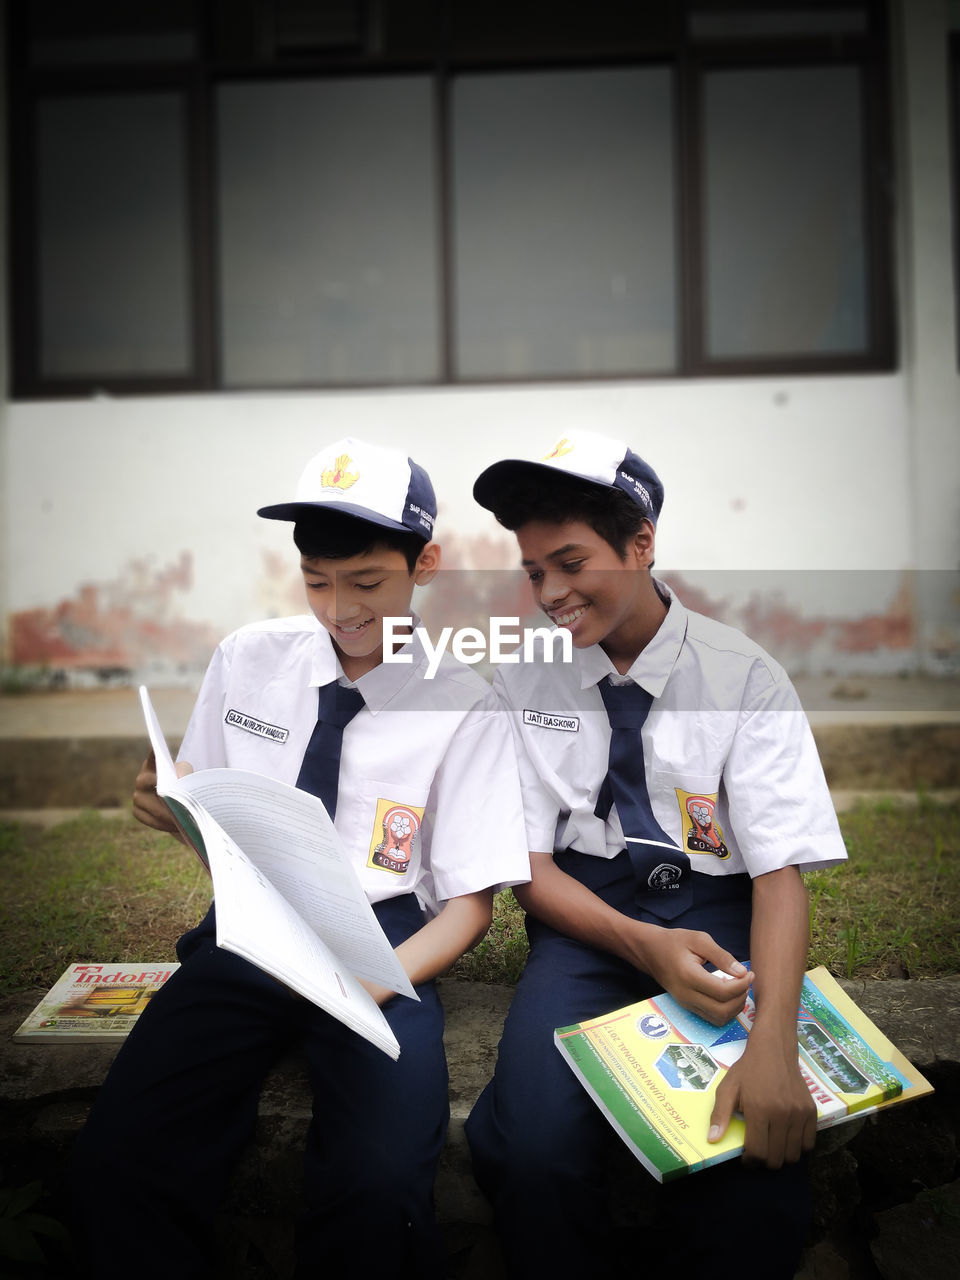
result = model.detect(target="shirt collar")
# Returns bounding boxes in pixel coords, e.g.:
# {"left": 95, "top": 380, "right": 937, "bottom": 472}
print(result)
{"left": 309, "top": 615, "right": 428, "bottom": 715}
{"left": 575, "top": 580, "right": 687, "bottom": 698}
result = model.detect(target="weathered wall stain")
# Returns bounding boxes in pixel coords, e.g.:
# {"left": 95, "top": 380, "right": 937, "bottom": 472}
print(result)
{"left": 653, "top": 572, "right": 919, "bottom": 676}
{"left": 9, "top": 552, "right": 221, "bottom": 681}
{"left": 3, "top": 539, "right": 932, "bottom": 684}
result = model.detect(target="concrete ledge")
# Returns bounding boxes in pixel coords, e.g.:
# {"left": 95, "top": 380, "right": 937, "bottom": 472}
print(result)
{"left": 3, "top": 977, "right": 959, "bottom": 1278}
{"left": 813, "top": 722, "right": 960, "bottom": 791}
{"left": 3, "top": 721, "right": 960, "bottom": 809}
{"left": 0, "top": 738, "right": 149, "bottom": 809}
{"left": 834, "top": 975, "right": 960, "bottom": 1066}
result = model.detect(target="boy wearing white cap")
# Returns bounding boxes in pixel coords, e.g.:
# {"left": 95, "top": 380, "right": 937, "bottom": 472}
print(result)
{"left": 69, "top": 438, "right": 530, "bottom": 1280}
{"left": 465, "top": 430, "right": 847, "bottom": 1278}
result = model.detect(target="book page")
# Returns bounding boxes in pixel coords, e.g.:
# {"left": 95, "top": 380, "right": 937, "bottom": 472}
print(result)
{"left": 178, "top": 770, "right": 416, "bottom": 1000}
{"left": 186, "top": 800, "right": 400, "bottom": 1059}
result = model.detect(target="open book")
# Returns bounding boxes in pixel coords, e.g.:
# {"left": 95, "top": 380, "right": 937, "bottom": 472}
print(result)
{"left": 555, "top": 965, "right": 933, "bottom": 1182}
{"left": 140, "top": 686, "right": 417, "bottom": 1059}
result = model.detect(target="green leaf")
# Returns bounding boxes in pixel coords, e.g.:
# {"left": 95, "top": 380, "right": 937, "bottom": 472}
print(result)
{"left": 17, "top": 1211, "right": 68, "bottom": 1241}
{"left": 0, "top": 1182, "right": 42, "bottom": 1220}
{"left": 0, "top": 1216, "right": 47, "bottom": 1263}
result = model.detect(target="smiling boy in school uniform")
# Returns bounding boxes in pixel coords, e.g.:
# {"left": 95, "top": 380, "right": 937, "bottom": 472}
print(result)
{"left": 465, "top": 429, "right": 847, "bottom": 1278}
{"left": 69, "top": 437, "right": 530, "bottom": 1280}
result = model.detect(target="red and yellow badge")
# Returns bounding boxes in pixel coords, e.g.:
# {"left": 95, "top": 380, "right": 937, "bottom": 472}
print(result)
{"left": 674, "top": 788, "right": 730, "bottom": 858}
{"left": 542, "top": 437, "right": 573, "bottom": 460}
{"left": 367, "top": 798, "right": 425, "bottom": 876}
{"left": 321, "top": 452, "right": 359, "bottom": 490}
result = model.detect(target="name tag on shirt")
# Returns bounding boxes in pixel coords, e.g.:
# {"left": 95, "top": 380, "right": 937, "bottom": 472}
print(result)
{"left": 523, "top": 709, "right": 580, "bottom": 733}
{"left": 225, "top": 709, "right": 290, "bottom": 743}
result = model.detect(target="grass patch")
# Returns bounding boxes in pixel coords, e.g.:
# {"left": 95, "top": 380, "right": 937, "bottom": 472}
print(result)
{"left": 0, "top": 812, "right": 208, "bottom": 993}
{"left": 450, "top": 889, "right": 528, "bottom": 985}
{"left": 465, "top": 798, "right": 960, "bottom": 983}
{"left": 2, "top": 798, "right": 958, "bottom": 994}
{"left": 805, "top": 795, "right": 960, "bottom": 979}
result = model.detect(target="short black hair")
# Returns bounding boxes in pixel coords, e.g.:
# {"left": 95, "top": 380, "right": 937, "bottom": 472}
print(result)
{"left": 293, "top": 509, "right": 426, "bottom": 572}
{"left": 485, "top": 472, "right": 652, "bottom": 560}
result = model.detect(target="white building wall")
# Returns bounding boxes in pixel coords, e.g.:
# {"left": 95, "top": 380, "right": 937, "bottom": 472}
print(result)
{"left": 0, "top": 0, "right": 957, "bottom": 681}
{"left": 895, "top": 0, "right": 960, "bottom": 663}
{"left": 0, "top": 5, "right": 9, "bottom": 662}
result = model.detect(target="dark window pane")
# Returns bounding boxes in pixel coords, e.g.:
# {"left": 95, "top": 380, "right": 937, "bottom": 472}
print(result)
{"left": 271, "top": 0, "right": 365, "bottom": 57}
{"left": 217, "top": 78, "right": 439, "bottom": 386}
{"left": 36, "top": 93, "right": 191, "bottom": 378}
{"left": 690, "top": 8, "right": 867, "bottom": 41}
{"left": 703, "top": 65, "right": 868, "bottom": 360}
{"left": 29, "top": 0, "right": 197, "bottom": 66}
{"left": 448, "top": 0, "right": 679, "bottom": 58}
{"left": 453, "top": 67, "right": 677, "bottom": 379}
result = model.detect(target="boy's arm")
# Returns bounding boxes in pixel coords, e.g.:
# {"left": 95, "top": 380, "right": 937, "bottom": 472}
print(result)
{"left": 517, "top": 852, "right": 753, "bottom": 1026}
{"left": 707, "top": 865, "right": 817, "bottom": 1167}
{"left": 359, "top": 684, "right": 529, "bottom": 1005}
{"left": 358, "top": 888, "right": 494, "bottom": 1004}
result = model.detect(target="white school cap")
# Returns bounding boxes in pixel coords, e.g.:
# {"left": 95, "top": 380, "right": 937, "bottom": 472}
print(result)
{"left": 258, "top": 436, "right": 436, "bottom": 541}
{"left": 473, "top": 429, "right": 664, "bottom": 524}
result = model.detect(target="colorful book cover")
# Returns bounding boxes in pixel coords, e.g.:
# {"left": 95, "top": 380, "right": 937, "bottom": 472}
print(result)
{"left": 555, "top": 966, "right": 933, "bottom": 1183}
{"left": 13, "top": 962, "right": 180, "bottom": 1043}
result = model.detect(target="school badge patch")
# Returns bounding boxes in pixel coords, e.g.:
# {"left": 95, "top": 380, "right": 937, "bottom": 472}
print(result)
{"left": 674, "top": 788, "right": 730, "bottom": 858}
{"left": 367, "top": 798, "right": 425, "bottom": 876}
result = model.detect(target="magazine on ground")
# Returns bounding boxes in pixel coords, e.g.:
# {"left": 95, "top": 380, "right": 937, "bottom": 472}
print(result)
{"left": 14, "top": 962, "right": 180, "bottom": 1042}
{"left": 136, "top": 686, "right": 417, "bottom": 1059}
{"left": 555, "top": 965, "right": 934, "bottom": 1182}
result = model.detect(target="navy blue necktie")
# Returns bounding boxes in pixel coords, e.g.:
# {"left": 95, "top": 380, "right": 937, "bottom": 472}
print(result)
{"left": 595, "top": 676, "right": 692, "bottom": 919}
{"left": 295, "top": 681, "right": 365, "bottom": 819}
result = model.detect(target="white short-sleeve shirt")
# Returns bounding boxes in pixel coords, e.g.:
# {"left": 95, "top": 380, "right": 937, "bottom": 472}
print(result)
{"left": 494, "top": 583, "right": 847, "bottom": 880}
{"left": 179, "top": 615, "right": 531, "bottom": 914}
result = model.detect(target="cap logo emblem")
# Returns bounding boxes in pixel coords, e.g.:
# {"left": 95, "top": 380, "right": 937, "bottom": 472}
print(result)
{"left": 321, "top": 453, "right": 359, "bottom": 491}
{"left": 542, "top": 437, "right": 573, "bottom": 460}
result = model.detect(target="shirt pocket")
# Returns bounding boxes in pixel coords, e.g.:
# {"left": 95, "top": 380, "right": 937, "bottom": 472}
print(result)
{"left": 649, "top": 770, "right": 732, "bottom": 861}
{"left": 347, "top": 778, "right": 432, "bottom": 883}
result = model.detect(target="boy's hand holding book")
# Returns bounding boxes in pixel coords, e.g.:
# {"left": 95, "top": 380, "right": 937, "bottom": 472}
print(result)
{"left": 708, "top": 1027, "right": 818, "bottom": 1168}
{"left": 555, "top": 965, "right": 933, "bottom": 1184}
{"left": 633, "top": 924, "right": 754, "bottom": 1026}
{"left": 134, "top": 686, "right": 418, "bottom": 1058}
{"left": 133, "top": 750, "right": 194, "bottom": 839}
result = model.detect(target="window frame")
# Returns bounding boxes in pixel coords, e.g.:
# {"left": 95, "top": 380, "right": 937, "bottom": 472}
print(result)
{"left": 6, "top": 0, "right": 896, "bottom": 398}
{"left": 683, "top": 33, "right": 896, "bottom": 377}
{"left": 9, "top": 65, "right": 215, "bottom": 397}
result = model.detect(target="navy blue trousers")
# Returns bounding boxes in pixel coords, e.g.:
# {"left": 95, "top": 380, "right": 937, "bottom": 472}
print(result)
{"left": 68, "top": 895, "right": 447, "bottom": 1279}
{"left": 465, "top": 851, "right": 812, "bottom": 1279}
